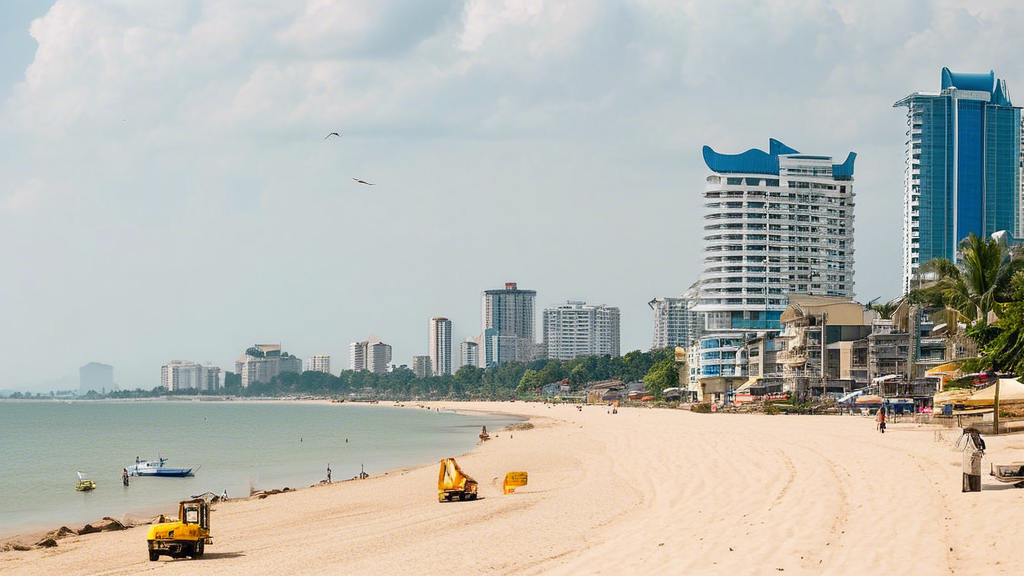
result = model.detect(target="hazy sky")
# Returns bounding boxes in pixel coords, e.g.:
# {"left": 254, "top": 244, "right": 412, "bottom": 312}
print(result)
{"left": 3, "top": 0, "right": 1024, "bottom": 390}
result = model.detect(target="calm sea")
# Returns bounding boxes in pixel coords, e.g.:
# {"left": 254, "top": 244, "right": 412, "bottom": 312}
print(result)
{"left": 0, "top": 401, "right": 519, "bottom": 536}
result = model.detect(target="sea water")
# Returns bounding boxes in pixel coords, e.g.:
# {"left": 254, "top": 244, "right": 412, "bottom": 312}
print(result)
{"left": 0, "top": 401, "right": 519, "bottom": 536}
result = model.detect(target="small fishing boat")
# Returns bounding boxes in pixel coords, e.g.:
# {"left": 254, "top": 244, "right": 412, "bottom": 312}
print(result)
{"left": 128, "top": 457, "right": 195, "bottom": 478}
{"left": 76, "top": 471, "right": 96, "bottom": 491}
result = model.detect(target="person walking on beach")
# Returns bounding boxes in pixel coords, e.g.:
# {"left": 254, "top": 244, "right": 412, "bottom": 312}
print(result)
{"left": 877, "top": 406, "right": 887, "bottom": 433}
{"left": 327, "top": 464, "right": 332, "bottom": 484}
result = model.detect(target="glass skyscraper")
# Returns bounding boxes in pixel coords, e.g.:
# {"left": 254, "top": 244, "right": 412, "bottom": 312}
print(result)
{"left": 895, "top": 68, "right": 1022, "bottom": 293}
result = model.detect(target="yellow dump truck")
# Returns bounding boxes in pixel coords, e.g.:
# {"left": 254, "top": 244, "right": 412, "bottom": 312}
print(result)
{"left": 147, "top": 498, "right": 211, "bottom": 561}
{"left": 438, "top": 457, "right": 478, "bottom": 502}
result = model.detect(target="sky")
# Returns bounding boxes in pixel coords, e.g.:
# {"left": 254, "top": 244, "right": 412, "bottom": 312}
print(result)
{"left": 3, "top": 0, "right": 1024, "bottom": 391}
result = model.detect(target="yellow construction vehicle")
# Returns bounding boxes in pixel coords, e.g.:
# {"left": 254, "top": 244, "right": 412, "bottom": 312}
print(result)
{"left": 146, "top": 498, "right": 211, "bottom": 561}
{"left": 438, "top": 457, "right": 478, "bottom": 502}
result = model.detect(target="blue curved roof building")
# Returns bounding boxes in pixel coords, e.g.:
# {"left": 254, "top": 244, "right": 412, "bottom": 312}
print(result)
{"left": 702, "top": 138, "right": 856, "bottom": 180}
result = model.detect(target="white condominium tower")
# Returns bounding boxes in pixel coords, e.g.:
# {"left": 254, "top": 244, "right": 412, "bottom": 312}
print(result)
{"left": 482, "top": 282, "right": 537, "bottom": 366}
{"left": 161, "top": 361, "right": 222, "bottom": 391}
{"left": 460, "top": 339, "right": 480, "bottom": 369}
{"left": 695, "top": 138, "right": 856, "bottom": 329}
{"left": 349, "top": 338, "right": 393, "bottom": 374}
{"left": 304, "top": 355, "right": 331, "bottom": 374}
{"left": 649, "top": 284, "right": 702, "bottom": 349}
{"left": 368, "top": 342, "right": 392, "bottom": 373}
{"left": 429, "top": 317, "right": 452, "bottom": 376}
{"left": 412, "top": 355, "right": 432, "bottom": 379}
{"left": 542, "top": 301, "right": 621, "bottom": 360}
{"left": 693, "top": 139, "right": 856, "bottom": 380}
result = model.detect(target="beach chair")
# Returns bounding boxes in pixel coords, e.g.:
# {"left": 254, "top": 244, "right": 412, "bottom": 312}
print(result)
{"left": 990, "top": 462, "right": 1024, "bottom": 488}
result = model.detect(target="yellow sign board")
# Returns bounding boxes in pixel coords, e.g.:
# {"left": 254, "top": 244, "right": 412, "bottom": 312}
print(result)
{"left": 503, "top": 471, "right": 528, "bottom": 494}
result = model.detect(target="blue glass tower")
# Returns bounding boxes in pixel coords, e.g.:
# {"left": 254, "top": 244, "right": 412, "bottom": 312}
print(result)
{"left": 895, "top": 68, "right": 1022, "bottom": 293}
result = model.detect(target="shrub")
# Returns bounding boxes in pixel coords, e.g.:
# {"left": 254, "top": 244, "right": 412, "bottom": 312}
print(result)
{"left": 691, "top": 402, "right": 712, "bottom": 413}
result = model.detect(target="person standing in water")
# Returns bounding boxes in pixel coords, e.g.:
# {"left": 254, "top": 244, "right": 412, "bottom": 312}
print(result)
{"left": 327, "top": 464, "right": 332, "bottom": 483}
{"left": 122, "top": 468, "right": 130, "bottom": 487}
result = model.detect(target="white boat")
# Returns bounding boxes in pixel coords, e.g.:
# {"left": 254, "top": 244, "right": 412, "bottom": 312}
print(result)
{"left": 128, "top": 457, "right": 194, "bottom": 478}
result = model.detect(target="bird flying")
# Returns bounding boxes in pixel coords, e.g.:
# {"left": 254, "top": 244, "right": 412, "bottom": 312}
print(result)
{"left": 352, "top": 178, "right": 375, "bottom": 186}
{"left": 325, "top": 132, "right": 340, "bottom": 139}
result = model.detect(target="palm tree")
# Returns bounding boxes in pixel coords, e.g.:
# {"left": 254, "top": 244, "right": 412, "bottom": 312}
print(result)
{"left": 910, "top": 233, "right": 1024, "bottom": 327}
{"left": 868, "top": 299, "right": 900, "bottom": 320}
{"left": 909, "top": 232, "right": 1024, "bottom": 435}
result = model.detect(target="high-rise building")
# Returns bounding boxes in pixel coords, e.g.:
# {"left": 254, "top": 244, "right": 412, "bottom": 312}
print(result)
{"left": 234, "top": 344, "right": 301, "bottom": 387}
{"left": 460, "top": 339, "right": 479, "bottom": 369}
{"left": 482, "top": 282, "right": 536, "bottom": 366}
{"left": 429, "top": 317, "right": 452, "bottom": 376}
{"left": 412, "top": 355, "right": 432, "bottom": 379}
{"left": 694, "top": 138, "right": 856, "bottom": 381}
{"left": 304, "top": 355, "right": 331, "bottom": 374}
{"left": 350, "top": 338, "right": 393, "bottom": 374}
{"left": 542, "top": 301, "right": 621, "bottom": 360}
{"left": 79, "top": 362, "right": 113, "bottom": 395}
{"left": 349, "top": 341, "right": 366, "bottom": 371}
{"left": 161, "top": 361, "right": 221, "bottom": 391}
{"left": 649, "top": 284, "right": 703, "bottom": 350}
{"left": 895, "top": 68, "right": 1022, "bottom": 293}
{"left": 368, "top": 341, "right": 392, "bottom": 374}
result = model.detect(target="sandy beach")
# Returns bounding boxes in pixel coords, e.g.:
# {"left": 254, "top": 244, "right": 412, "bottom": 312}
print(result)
{"left": 2, "top": 402, "right": 1022, "bottom": 575}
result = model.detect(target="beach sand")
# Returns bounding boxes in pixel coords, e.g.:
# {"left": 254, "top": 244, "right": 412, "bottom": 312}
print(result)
{"left": 2, "top": 402, "right": 1022, "bottom": 575}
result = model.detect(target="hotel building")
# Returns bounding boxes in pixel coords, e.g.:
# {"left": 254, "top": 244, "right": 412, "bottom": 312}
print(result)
{"left": 542, "top": 301, "right": 620, "bottom": 360}
{"left": 895, "top": 68, "right": 1022, "bottom": 293}
{"left": 482, "top": 282, "right": 536, "bottom": 366}
{"left": 693, "top": 139, "right": 856, "bottom": 386}
{"left": 429, "top": 317, "right": 452, "bottom": 376}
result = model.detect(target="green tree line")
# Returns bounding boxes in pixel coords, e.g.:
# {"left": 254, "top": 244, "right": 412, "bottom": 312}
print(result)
{"left": 222, "top": 348, "right": 678, "bottom": 400}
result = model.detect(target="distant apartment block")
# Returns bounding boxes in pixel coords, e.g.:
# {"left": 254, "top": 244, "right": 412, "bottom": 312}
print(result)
{"left": 412, "top": 355, "right": 433, "bottom": 379}
{"left": 429, "top": 317, "right": 452, "bottom": 376}
{"left": 543, "top": 301, "right": 621, "bottom": 360}
{"left": 350, "top": 338, "right": 393, "bottom": 374}
{"left": 460, "top": 339, "right": 479, "bottom": 369}
{"left": 482, "top": 282, "right": 536, "bottom": 366}
{"left": 649, "top": 286, "right": 702, "bottom": 349}
{"left": 161, "top": 361, "right": 221, "bottom": 391}
{"left": 304, "top": 355, "right": 331, "bottom": 374}
{"left": 79, "top": 362, "right": 114, "bottom": 395}
{"left": 234, "top": 344, "right": 301, "bottom": 387}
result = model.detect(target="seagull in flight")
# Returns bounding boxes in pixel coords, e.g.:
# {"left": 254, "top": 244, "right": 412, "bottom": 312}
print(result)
{"left": 325, "top": 132, "right": 340, "bottom": 139}
{"left": 352, "top": 178, "right": 375, "bottom": 186}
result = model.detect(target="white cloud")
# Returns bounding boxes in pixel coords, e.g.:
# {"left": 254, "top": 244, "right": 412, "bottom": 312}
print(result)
{"left": 0, "top": 179, "right": 46, "bottom": 214}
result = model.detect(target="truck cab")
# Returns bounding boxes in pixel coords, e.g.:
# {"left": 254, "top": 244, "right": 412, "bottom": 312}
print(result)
{"left": 147, "top": 499, "right": 211, "bottom": 561}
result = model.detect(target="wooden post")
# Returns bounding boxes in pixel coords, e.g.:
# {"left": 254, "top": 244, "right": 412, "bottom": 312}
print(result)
{"left": 993, "top": 378, "right": 1001, "bottom": 435}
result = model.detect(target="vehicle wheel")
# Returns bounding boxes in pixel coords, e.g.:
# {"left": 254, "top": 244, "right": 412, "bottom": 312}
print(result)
{"left": 195, "top": 540, "right": 205, "bottom": 558}
{"left": 458, "top": 493, "right": 465, "bottom": 501}
{"left": 149, "top": 551, "right": 159, "bottom": 562}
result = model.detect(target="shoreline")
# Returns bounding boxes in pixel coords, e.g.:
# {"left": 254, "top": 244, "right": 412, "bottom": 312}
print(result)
{"left": 0, "top": 400, "right": 532, "bottom": 549}
{"left": 3, "top": 402, "right": 1023, "bottom": 575}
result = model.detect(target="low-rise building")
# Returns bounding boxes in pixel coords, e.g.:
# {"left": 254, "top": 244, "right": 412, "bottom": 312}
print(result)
{"left": 777, "top": 295, "right": 874, "bottom": 395}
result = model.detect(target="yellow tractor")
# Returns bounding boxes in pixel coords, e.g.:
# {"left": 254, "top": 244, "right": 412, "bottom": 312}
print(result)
{"left": 147, "top": 498, "right": 212, "bottom": 561}
{"left": 438, "top": 457, "right": 478, "bottom": 502}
